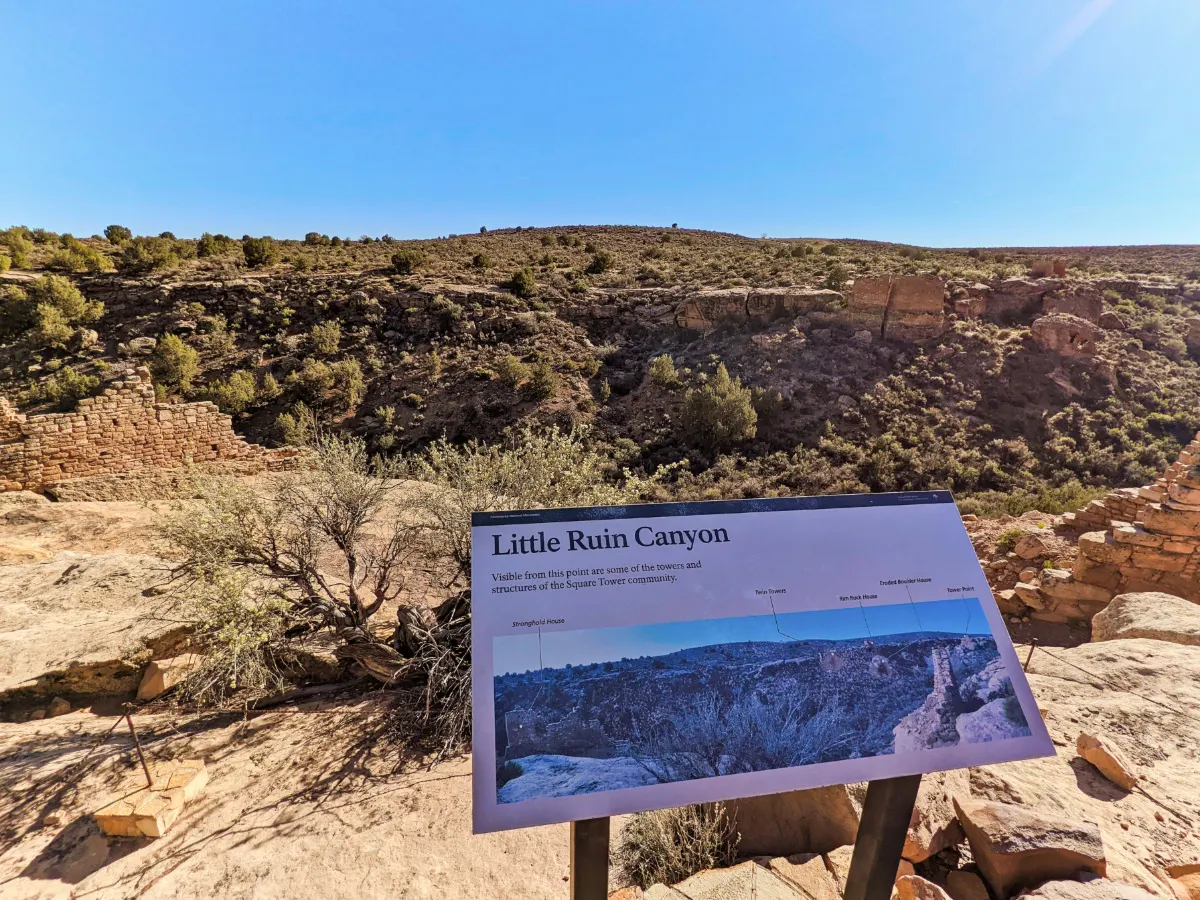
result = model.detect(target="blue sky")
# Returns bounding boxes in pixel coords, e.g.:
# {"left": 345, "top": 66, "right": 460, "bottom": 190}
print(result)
{"left": 494, "top": 598, "right": 988, "bottom": 674}
{"left": 3, "top": 1, "right": 1198, "bottom": 246}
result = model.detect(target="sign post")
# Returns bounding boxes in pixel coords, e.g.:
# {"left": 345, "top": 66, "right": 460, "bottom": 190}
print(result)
{"left": 469, "top": 492, "right": 1055, "bottom": 892}
{"left": 570, "top": 816, "right": 610, "bottom": 900}
{"left": 843, "top": 775, "right": 924, "bottom": 900}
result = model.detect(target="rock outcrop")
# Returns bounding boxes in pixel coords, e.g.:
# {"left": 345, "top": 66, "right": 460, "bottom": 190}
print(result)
{"left": 1031, "top": 314, "right": 1101, "bottom": 357}
{"left": 1090, "top": 591, "right": 1200, "bottom": 646}
{"left": 953, "top": 797, "right": 1107, "bottom": 899}
{"left": 725, "top": 784, "right": 861, "bottom": 857}
{"left": 0, "top": 367, "right": 299, "bottom": 493}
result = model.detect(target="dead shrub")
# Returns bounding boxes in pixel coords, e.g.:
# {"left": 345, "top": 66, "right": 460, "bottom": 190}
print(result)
{"left": 615, "top": 803, "right": 739, "bottom": 890}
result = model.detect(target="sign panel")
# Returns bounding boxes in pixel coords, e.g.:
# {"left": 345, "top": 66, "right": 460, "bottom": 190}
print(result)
{"left": 470, "top": 492, "right": 1054, "bottom": 834}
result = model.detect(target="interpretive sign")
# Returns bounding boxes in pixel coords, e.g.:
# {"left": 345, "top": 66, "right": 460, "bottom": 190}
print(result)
{"left": 471, "top": 491, "right": 1053, "bottom": 834}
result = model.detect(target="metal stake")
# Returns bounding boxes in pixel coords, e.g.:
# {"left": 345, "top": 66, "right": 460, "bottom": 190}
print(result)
{"left": 122, "top": 707, "right": 154, "bottom": 789}
{"left": 843, "top": 774, "right": 923, "bottom": 900}
{"left": 1023, "top": 638, "right": 1038, "bottom": 672}
{"left": 570, "top": 816, "right": 610, "bottom": 900}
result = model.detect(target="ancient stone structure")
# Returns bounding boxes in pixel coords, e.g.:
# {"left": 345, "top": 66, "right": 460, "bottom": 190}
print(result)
{"left": 847, "top": 275, "right": 947, "bottom": 342}
{"left": 1043, "top": 290, "right": 1103, "bottom": 323}
{"left": 503, "top": 707, "right": 612, "bottom": 760}
{"left": 1030, "top": 313, "right": 1100, "bottom": 357}
{"left": 1002, "top": 433, "right": 1200, "bottom": 621}
{"left": 0, "top": 367, "right": 299, "bottom": 493}
{"left": 674, "top": 287, "right": 844, "bottom": 331}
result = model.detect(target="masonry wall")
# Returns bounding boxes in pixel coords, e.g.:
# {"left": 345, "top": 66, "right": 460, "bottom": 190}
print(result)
{"left": 0, "top": 367, "right": 298, "bottom": 492}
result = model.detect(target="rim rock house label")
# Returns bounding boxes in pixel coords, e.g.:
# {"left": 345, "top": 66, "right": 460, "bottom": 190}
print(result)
{"left": 470, "top": 492, "right": 1054, "bottom": 834}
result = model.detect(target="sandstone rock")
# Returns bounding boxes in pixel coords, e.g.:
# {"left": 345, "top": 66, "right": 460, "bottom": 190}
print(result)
{"left": 904, "top": 769, "right": 970, "bottom": 863}
{"left": 823, "top": 844, "right": 856, "bottom": 894}
{"left": 643, "top": 886, "right": 688, "bottom": 900}
{"left": 953, "top": 797, "right": 1106, "bottom": 899}
{"left": 673, "top": 860, "right": 797, "bottom": 900}
{"left": 1091, "top": 592, "right": 1200, "bottom": 646}
{"left": 1024, "top": 878, "right": 1160, "bottom": 900}
{"left": 896, "top": 874, "right": 953, "bottom": 900}
{"left": 945, "top": 871, "right": 990, "bottom": 900}
{"left": 609, "top": 888, "right": 644, "bottom": 900}
{"left": 847, "top": 277, "right": 893, "bottom": 335}
{"left": 1039, "top": 569, "right": 1113, "bottom": 605}
{"left": 1076, "top": 734, "right": 1138, "bottom": 792}
{"left": 47, "top": 696, "right": 71, "bottom": 717}
{"left": 1044, "top": 291, "right": 1103, "bottom": 323}
{"left": 127, "top": 336, "right": 158, "bottom": 355}
{"left": 1015, "top": 533, "right": 1052, "bottom": 559}
{"left": 727, "top": 785, "right": 859, "bottom": 856}
{"left": 1099, "top": 312, "right": 1128, "bottom": 331}
{"left": 94, "top": 758, "right": 209, "bottom": 839}
{"left": 137, "top": 653, "right": 203, "bottom": 701}
{"left": 1014, "top": 583, "right": 1046, "bottom": 610}
{"left": 767, "top": 853, "right": 840, "bottom": 900}
{"left": 1031, "top": 314, "right": 1101, "bottom": 357}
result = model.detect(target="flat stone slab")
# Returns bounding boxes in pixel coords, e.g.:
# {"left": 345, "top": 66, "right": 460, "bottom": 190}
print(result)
{"left": 94, "top": 758, "right": 208, "bottom": 838}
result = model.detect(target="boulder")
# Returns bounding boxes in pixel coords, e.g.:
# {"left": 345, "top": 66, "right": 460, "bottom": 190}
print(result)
{"left": 1024, "top": 879, "right": 1160, "bottom": 900}
{"left": 896, "top": 875, "right": 954, "bottom": 900}
{"left": 823, "top": 844, "right": 855, "bottom": 894}
{"left": 1090, "top": 592, "right": 1200, "bottom": 647}
{"left": 1076, "top": 734, "right": 1138, "bottom": 792}
{"left": 726, "top": 785, "right": 860, "bottom": 856}
{"left": 953, "top": 797, "right": 1106, "bottom": 899}
{"left": 673, "top": 860, "right": 797, "bottom": 900}
{"left": 137, "top": 653, "right": 203, "bottom": 701}
{"left": 644, "top": 887, "right": 688, "bottom": 900}
{"left": 1015, "top": 533, "right": 1052, "bottom": 560}
{"left": 127, "top": 336, "right": 158, "bottom": 355}
{"left": 47, "top": 696, "right": 71, "bottom": 717}
{"left": 904, "top": 770, "right": 970, "bottom": 863}
{"left": 1031, "top": 314, "right": 1101, "bottom": 357}
{"left": 945, "top": 871, "right": 990, "bottom": 900}
{"left": 767, "top": 853, "right": 840, "bottom": 900}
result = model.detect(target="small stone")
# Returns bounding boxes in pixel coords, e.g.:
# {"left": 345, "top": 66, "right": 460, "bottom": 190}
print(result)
{"left": 42, "top": 812, "right": 62, "bottom": 827}
{"left": 47, "top": 696, "right": 71, "bottom": 717}
{"left": 1076, "top": 733, "right": 1139, "bottom": 791}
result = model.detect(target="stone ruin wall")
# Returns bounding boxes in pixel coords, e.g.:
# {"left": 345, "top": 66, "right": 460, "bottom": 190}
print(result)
{"left": 671, "top": 275, "right": 948, "bottom": 341}
{"left": 0, "top": 367, "right": 299, "bottom": 493}
{"left": 998, "top": 434, "right": 1200, "bottom": 624}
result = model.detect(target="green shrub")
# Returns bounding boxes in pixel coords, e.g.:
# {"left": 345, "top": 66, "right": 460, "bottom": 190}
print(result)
{"left": 310, "top": 321, "right": 342, "bottom": 355}
{"left": 586, "top": 250, "right": 615, "bottom": 275}
{"left": 304, "top": 232, "right": 331, "bottom": 246}
{"left": 1, "top": 228, "right": 33, "bottom": 268}
{"left": 507, "top": 267, "right": 537, "bottom": 299}
{"left": 286, "top": 358, "right": 335, "bottom": 401}
{"left": 648, "top": 354, "right": 681, "bottom": 388}
{"left": 120, "top": 236, "right": 180, "bottom": 272}
{"left": 495, "top": 354, "right": 529, "bottom": 388}
{"left": 820, "top": 243, "right": 841, "bottom": 256}
{"left": 330, "top": 358, "right": 365, "bottom": 412}
{"left": 825, "top": 264, "right": 849, "bottom": 291}
{"left": 242, "top": 236, "right": 280, "bottom": 268}
{"left": 527, "top": 361, "right": 557, "bottom": 399}
{"left": 47, "top": 246, "right": 112, "bottom": 273}
{"left": 104, "top": 224, "right": 133, "bottom": 244}
{"left": 258, "top": 371, "right": 282, "bottom": 401}
{"left": 680, "top": 364, "right": 757, "bottom": 454}
{"left": 599, "top": 378, "right": 612, "bottom": 403}
{"left": 26, "top": 366, "right": 101, "bottom": 408}
{"left": 205, "top": 370, "right": 258, "bottom": 414}
{"left": 151, "top": 333, "right": 201, "bottom": 392}
{"left": 615, "top": 803, "right": 739, "bottom": 890}
{"left": 197, "top": 232, "right": 236, "bottom": 258}
{"left": 0, "top": 253, "right": 9, "bottom": 273}
{"left": 994, "top": 527, "right": 1025, "bottom": 554}
{"left": 276, "top": 401, "right": 317, "bottom": 446}
{"left": 391, "top": 249, "right": 426, "bottom": 275}
{"left": 28, "top": 274, "right": 103, "bottom": 323}
{"left": 472, "top": 252, "right": 492, "bottom": 269}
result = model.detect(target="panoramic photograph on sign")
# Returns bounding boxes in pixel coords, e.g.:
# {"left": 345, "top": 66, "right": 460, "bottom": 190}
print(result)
{"left": 471, "top": 493, "right": 1055, "bottom": 833}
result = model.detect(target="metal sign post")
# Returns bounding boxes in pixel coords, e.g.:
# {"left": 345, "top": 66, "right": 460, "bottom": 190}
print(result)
{"left": 570, "top": 816, "right": 610, "bottom": 900}
{"left": 843, "top": 774, "right": 923, "bottom": 900}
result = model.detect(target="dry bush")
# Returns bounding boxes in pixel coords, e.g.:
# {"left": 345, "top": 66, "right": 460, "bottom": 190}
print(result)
{"left": 615, "top": 803, "right": 739, "bottom": 890}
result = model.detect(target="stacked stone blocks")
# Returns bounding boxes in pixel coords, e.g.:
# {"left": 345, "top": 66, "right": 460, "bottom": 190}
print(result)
{"left": 0, "top": 367, "right": 298, "bottom": 493}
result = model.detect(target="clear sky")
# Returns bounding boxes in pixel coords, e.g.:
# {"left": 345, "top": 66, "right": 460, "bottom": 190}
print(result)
{"left": 494, "top": 598, "right": 988, "bottom": 674}
{"left": 3, "top": 1, "right": 1198, "bottom": 246}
